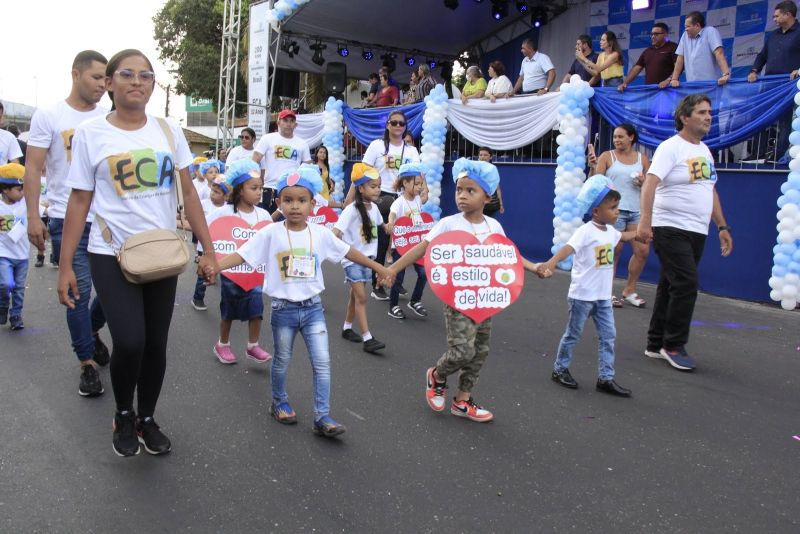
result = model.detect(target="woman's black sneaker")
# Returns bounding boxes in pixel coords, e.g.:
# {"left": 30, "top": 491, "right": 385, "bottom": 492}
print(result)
{"left": 363, "top": 338, "right": 386, "bottom": 353}
{"left": 78, "top": 365, "right": 104, "bottom": 397}
{"left": 136, "top": 417, "right": 172, "bottom": 455}
{"left": 112, "top": 411, "right": 140, "bottom": 457}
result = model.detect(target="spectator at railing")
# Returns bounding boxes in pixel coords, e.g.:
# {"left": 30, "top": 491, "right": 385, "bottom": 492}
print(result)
{"left": 748, "top": 0, "right": 800, "bottom": 162}
{"left": 365, "top": 73, "right": 380, "bottom": 108}
{"left": 508, "top": 38, "right": 556, "bottom": 96}
{"left": 618, "top": 23, "right": 677, "bottom": 92}
{"left": 380, "top": 65, "right": 398, "bottom": 87}
{"left": 413, "top": 64, "right": 437, "bottom": 102}
{"left": 662, "top": 11, "right": 730, "bottom": 88}
{"left": 563, "top": 35, "right": 598, "bottom": 85}
{"left": 485, "top": 61, "right": 513, "bottom": 103}
{"left": 460, "top": 66, "right": 487, "bottom": 105}
{"left": 404, "top": 71, "right": 419, "bottom": 105}
{"left": 375, "top": 74, "right": 400, "bottom": 107}
{"left": 577, "top": 31, "right": 624, "bottom": 88}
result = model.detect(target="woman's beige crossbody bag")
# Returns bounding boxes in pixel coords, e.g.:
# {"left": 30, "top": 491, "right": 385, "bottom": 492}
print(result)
{"left": 94, "top": 118, "right": 190, "bottom": 284}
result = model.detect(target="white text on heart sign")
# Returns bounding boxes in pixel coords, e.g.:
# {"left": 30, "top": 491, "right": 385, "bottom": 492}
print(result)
{"left": 428, "top": 243, "right": 518, "bottom": 265}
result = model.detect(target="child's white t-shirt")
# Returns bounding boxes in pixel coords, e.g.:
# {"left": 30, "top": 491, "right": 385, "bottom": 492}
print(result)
{"left": 26, "top": 100, "right": 107, "bottom": 219}
{"left": 362, "top": 140, "right": 421, "bottom": 193}
{"left": 0, "top": 130, "right": 23, "bottom": 165}
{"left": 0, "top": 198, "right": 30, "bottom": 260}
{"left": 193, "top": 179, "right": 210, "bottom": 201}
{"left": 333, "top": 202, "right": 382, "bottom": 267}
{"left": 198, "top": 203, "right": 268, "bottom": 253}
{"left": 424, "top": 213, "right": 505, "bottom": 244}
{"left": 253, "top": 132, "right": 311, "bottom": 189}
{"left": 566, "top": 221, "right": 621, "bottom": 301}
{"left": 389, "top": 194, "right": 423, "bottom": 219}
{"left": 237, "top": 221, "right": 350, "bottom": 301}
{"left": 65, "top": 115, "right": 193, "bottom": 256}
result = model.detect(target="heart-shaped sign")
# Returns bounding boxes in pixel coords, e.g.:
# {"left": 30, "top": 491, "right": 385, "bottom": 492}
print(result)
{"left": 209, "top": 216, "right": 271, "bottom": 291}
{"left": 392, "top": 213, "right": 436, "bottom": 266}
{"left": 424, "top": 230, "right": 524, "bottom": 323}
{"left": 307, "top": 206, "right": 339, "bottom": 229}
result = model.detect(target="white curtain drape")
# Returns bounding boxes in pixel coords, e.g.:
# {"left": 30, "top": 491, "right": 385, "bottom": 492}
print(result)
{"left": 444, "top": 94, "right": 561, "bottom": 150}
{"left": 295, "top": 112, "right": 325, "bottom": 147}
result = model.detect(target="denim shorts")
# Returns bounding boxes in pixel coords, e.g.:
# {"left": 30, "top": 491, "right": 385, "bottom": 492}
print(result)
{"left": 344, "top": 262, "right": 373, "bottom": 283}
{"left": 614, "top": 210, "right": 640, "bottom": 231}
{"left": 220, "top": 275, "right": 264, "bottom": 321}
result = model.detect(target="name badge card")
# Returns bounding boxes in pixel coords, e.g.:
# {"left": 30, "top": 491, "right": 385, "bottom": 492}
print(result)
{"left": 209, "top": 216, "right": 271, "bottom": 291}
{"left": 392, "top": 212, "right": 435, "bottom": 266}
{"left": 424, "top": 230, "right": 524, "bottom": 323}
{"left": 287, "top": 255, "right": 315, "bottom": 278}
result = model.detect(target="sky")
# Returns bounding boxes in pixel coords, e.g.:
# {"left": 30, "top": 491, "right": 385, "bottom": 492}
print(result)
{"left": 1, "top": 0, "right": 187, "bottom": 123}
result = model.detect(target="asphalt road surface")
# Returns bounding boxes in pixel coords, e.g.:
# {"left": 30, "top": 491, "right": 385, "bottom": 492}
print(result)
{"left": 1, "top": 254, "right": 799, "bottom": 533}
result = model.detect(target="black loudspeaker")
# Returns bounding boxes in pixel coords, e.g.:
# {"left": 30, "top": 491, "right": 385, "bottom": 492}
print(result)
{"left": 325, "top": 62, "right": 347, "bottom": 94}
{"left": 273, "top": 68, "right": 300, "bottom": 98}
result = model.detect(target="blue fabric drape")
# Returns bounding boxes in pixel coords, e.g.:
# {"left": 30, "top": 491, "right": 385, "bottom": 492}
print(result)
{"left": 590, "top": 75, "right": 798, "bottom": 149}
{"left": 342, "top": 102, "right": 426, "bottom": 147}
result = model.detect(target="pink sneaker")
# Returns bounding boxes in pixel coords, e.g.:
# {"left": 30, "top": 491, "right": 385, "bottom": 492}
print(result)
{"left": 213, "top": 343, "right": 237, "bottom": 364}
{"left": 246, "top": 345, "right": 272, "bottom": 363}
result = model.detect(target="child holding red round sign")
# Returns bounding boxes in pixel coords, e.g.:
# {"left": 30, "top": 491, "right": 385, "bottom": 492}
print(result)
{"left": 535, "top": 175, "right": 635, "bottom": 397}
{"left": 208, "top": 165, "right": 395, "bottom": 438}
{"left": 333, "top": 163, "right": 387, "bottom": 354}
{"left": 208, "top": 159, "right": 272, "bottom": 365}
{"left": 388, "top": 158, "right": 541, "bottom": 422}
{"left": 386, "top": 162, "right": 430, "bottom": 320}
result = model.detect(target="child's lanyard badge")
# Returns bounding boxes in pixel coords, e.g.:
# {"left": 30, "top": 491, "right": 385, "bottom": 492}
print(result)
{"left": 285, "top": 222, "right": 315, "bottom": 278}
{"left": 409, "top": 198, "right": 423, "bottom": 226}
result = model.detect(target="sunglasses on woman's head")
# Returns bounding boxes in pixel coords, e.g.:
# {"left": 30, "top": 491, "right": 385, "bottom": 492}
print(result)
{"left": 389, "top": 120, "right": 406, "bottom": 127}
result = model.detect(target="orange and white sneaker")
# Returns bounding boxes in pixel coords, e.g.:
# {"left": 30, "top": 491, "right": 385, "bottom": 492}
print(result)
{"left": 425, "top": 367, "right": 448, "bottom": 412}
{"left": 450, "top": 397, "right": 494, "bottom": 422}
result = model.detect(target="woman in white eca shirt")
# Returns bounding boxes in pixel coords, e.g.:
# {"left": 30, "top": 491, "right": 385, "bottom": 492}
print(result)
{"left": 484, "top": 60, "right": 513, "bottom": 103}
{"left": 226, "top": 127, "right": 256, "bottom": 162}
{"left": 57, "top": 49, "right": 219, "bottom": 458}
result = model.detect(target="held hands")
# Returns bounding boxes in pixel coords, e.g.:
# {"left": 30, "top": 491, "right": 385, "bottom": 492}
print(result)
{"left": 198, "top": 254, "right": 219, "bottom": 285}
{"left": 533, "top": 262, "right": 554, "bottom": 279}
{"left": 375, "top": 266, "right": 395, "bottom": 288}
{"left": 57, "top": 267, "right": 79, "bottom": 310}
{"left": 636, "top": 223, "right": 653, "bottom": 244}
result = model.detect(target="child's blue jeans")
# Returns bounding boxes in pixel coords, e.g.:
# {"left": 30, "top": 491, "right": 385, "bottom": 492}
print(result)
{"left": 0, "top": 257, "right": 28, "bottom": 317}
{"left": 554, "top": 298, "right": 616, "bottom": 381}
{"left": 270, "top": 295, "right": 330, "bottom": 420}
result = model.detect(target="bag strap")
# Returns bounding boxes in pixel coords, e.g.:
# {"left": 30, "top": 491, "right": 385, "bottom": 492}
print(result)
{"left": 95, "top": 213, "right": 114, "bottom": 245}
{"left": 156, "top": 117, "right": 188, "bottom": 230}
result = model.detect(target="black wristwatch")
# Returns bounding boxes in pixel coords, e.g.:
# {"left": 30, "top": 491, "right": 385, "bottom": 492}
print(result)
{"left": 718, "top": 225, "right": 731, "bottom": 233}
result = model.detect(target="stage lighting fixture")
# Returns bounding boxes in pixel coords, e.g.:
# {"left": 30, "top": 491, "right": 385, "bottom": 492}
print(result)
{"left": 337, "top": 44, "right": 349, "bottom": 57}
{"left": 491, "top": 0, "right": 508, "bottom": 20}
{"left": 516, "top": 1, "right": 527, "bottom": 13}
{"left": 427, "top": 58, "right": 438, "bottom": 69}
{"left": 362, "top": 48, "right": 374, "bottom": 61}
{"left": 405, "top": 55, "right": 416, "bottom": 66}
{"left": 530, "top": 6, "right": 547, "bottom": 28}
{"left": 282, "top": 40, "right": 300, "bottom": 58}
{"left": 310, "top": 42, "right": 326, "bottom": 66}
{"left": 444, "top": 0, "right": 459, "bottom": 9}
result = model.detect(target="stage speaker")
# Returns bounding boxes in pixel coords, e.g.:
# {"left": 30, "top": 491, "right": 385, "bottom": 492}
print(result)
{"left": 325, "top": 62, "right": 347, "bottom": 95}
{"left": 273, "top": 68, "right": 300, "bottom": 99}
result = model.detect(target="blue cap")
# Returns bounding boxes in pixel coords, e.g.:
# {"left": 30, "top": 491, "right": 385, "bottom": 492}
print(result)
{"left": 577, "top": 174, "right": 615, "bottom": 214}
{"left": 398, "top": 162, "right": 426, "bottom": 178}
{"left": 199, "top": 159, "right": 224, "bottom": 177}
{"left": 223, "top": 159, "right": 261, "bottom": 188}
{"left": 277, "top": 163, "right": 323, "bottom": 196}
{"left": 452, "top": 158, "right": 500, "bottom": 195}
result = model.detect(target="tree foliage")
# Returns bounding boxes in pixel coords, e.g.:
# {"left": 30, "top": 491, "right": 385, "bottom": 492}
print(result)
{"left": 153, "top": 0, "right": 249, "bottom": 110}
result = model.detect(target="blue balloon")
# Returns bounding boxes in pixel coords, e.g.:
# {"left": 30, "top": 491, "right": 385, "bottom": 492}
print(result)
{"left": 789, "top": 261, "right": 800, "bottom": 274}
{"left": 772, "top": 265, "right": 788, "bottom": 277}
{"left": 775, "top": 253, "right": 790, "bottom": 266}
{"left": 790, "top": 131, "right": 800, "bottom": 145}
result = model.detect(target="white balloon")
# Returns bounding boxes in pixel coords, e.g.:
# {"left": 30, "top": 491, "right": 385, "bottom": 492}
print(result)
{"left": 769, "top": 276, "right": 785, "bottom": 289}
{"left": 781, "top": 298, "right": 797, "bottom": 310}
{"left": 790, "top": 145, "right": 800, "bottom": 158}
{"left": 782, "top": 284, "right": 798, "bottom": 298}
{"left": 786, "top": 273, "right": 800, "bottom": 284}
{"left": 778, "top": 230, "right": 794, "bottom": 243}
{"left": 571, "top": 74, "right": 581, "bottom": 84}
{"left": 791, "top": 158, "right": 800, "bottom": 171}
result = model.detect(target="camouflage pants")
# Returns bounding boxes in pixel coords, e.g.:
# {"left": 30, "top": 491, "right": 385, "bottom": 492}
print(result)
{"left": 436, "top": 305, "right": 492, "bottom": 393}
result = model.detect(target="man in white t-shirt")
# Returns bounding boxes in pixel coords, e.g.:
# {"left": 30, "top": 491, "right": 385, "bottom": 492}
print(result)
{"left": 0, "top": 103, "right": 23, "bottom": 165}
{"left": 637, "top": 94, "right": 733, "bottom": 372}
{"left": 252, "top": 109, "right": 311, "bottom": 213}
{"left": 23, "top": 50, "right": 110, "bottom": 397}
{"left": 508, "top": 38, "right": 556, "bottom": 97}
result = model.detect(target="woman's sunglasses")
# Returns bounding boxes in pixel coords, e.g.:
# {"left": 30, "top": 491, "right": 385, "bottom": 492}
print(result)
{"left": 389, "top": 120, "right": 406, "bottom": 127}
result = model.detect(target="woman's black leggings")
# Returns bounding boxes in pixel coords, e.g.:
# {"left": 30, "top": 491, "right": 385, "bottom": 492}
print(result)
{"left": 89, "top": 254, "right": 178, "bottom": 418}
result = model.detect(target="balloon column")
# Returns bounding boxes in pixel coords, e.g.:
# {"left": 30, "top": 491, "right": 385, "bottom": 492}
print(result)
{"left": 552, "top": 74, "right": 594, "bottom": 270}
{"left": 266, "top": 0, "right": 311, "bottom": 28}
{"left": 420, "top": 84, "right": 449, "bottom": 220}
{"left": 321, "top": 97, "right": 345, "bottom": 208}
{"left": 768, "top": 80, "right": 800, "bottom": 310}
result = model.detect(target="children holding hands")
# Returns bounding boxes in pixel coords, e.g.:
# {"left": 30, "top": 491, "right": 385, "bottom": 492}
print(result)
{"left": 387, "top": 158, "right": 541, "bottom": 422}
{"left": 535, "top": 175, "right": 635, "bottom": 397}
{"left": 208, "top": 164, "right": 394, "bottom": 437}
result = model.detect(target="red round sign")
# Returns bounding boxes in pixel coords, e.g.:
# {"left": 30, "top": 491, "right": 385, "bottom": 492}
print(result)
{"left": 424, "top": 230, "right": 524, "bottom": 323}
{"left": 209, "top": 216, "right": 271, "bottom": 291}
{"left": 392, "top": 213, "right": 436, "bottom": 266}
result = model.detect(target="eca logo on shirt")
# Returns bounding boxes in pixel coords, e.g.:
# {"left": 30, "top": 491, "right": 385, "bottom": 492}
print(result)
{"left": 594, "top": 243, "right": 614, "bottom": 268}
{"left": 383, "top": 155, "right": 406, "bottom": 172}
{"left": 273, "top": 145, "right": 299, "bottom": 161}
{"left": 361, "top": 222, "right": 378, "bottom": 244}
{"left": 687, "top": 157, "right": 717, "bottom": 184}
{"left": 0, "top": 214, "right": 18, "bottom": 232}
{"left": 61, "top": 129, "right": 75, "bottom": 162}
{"left": 107, "top": 149, "right": 175, "bottom": 197}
